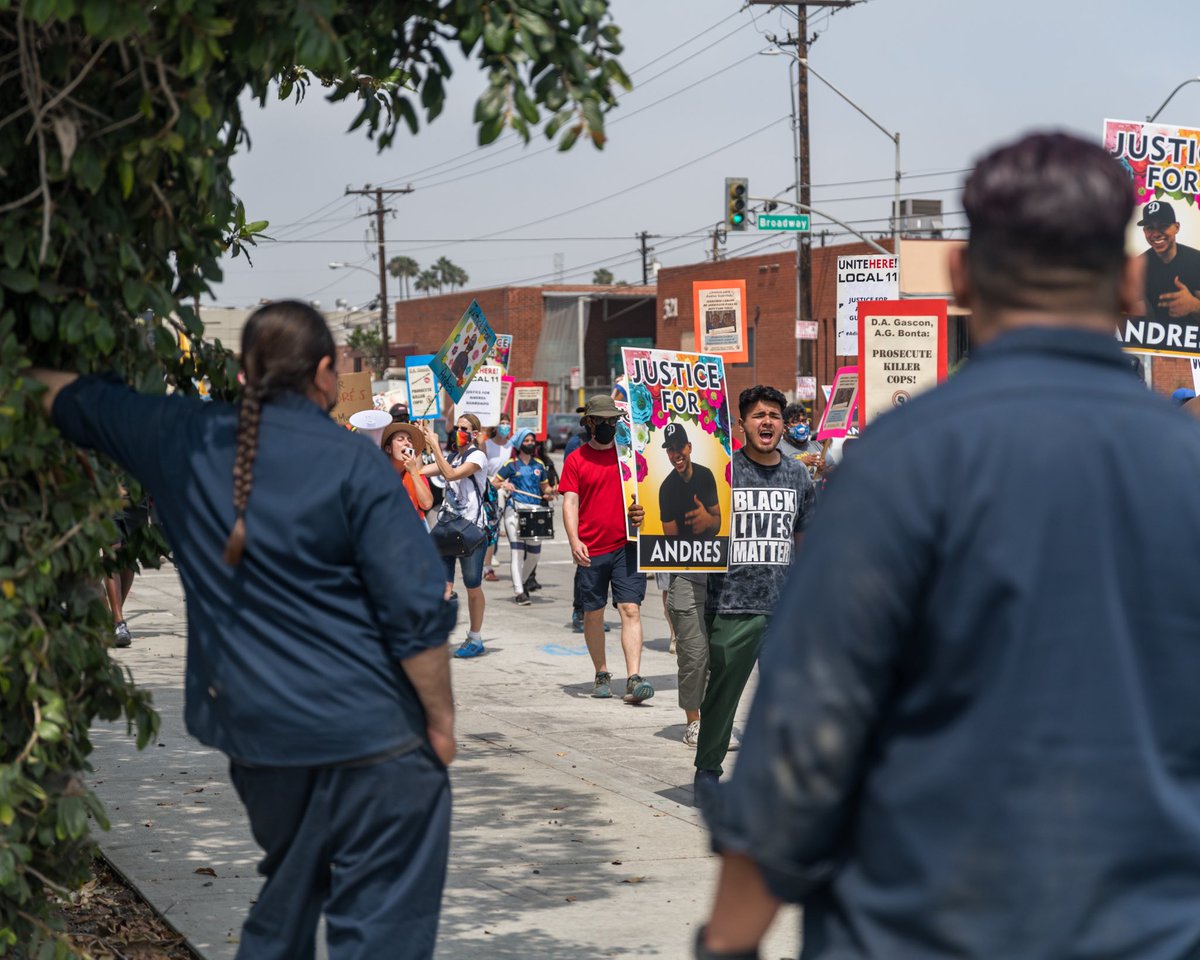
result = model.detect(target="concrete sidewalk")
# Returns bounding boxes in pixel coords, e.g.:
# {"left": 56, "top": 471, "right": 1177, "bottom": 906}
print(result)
{"left": 89, "top": 537, "right": 801, "bottom": 958}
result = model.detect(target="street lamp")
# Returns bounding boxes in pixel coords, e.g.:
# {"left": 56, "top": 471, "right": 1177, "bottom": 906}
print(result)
{"left": 329, "top": 261, "right": 390, "bottom": 375}
{"left": 1147, "top": 77, "right": 1200, "bottom": 123}
{"left": 795, "top": 57, "right": 901, "bottom": 248}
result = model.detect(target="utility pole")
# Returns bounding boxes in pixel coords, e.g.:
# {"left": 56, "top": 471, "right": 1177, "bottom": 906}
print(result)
{"left": 344, "top": 184, "right": 413, "bottom": 376}
{"left": 753, "top": 0, "right": 854, "bottom": 403}
{"left": 637, "top": 231, "right": 659, "bottom": 285}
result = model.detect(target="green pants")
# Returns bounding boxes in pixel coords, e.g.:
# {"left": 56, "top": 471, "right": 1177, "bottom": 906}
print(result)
{"left": 695, "top": 613, "right": 767, "bottom": 775}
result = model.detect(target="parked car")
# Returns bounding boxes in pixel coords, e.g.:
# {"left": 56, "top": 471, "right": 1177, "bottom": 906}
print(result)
{"left": 545, "top": 412, "right": 583, "bottom": 453}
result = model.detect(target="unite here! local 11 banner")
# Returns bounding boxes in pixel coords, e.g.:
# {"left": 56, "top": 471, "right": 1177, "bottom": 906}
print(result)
{"left": 429, "top": 300, "right": 496, "bottom": 403}
{"left": 1106, "top": 118, "right": 1200, "bottom": 358}
{"left": 836, "top": 255, "right": 899, "bottom": 357}
{"left": 621, "top": 348, "right": 733, "bottom": 573}
{"left": 857, "top": 299, "right": 948, "bottom": 427}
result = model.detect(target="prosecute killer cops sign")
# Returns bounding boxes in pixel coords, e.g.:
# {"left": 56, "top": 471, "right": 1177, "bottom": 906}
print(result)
{"left": 620, "top": 348, "right": 733, "bottom": 573}
{"left": 858, "top": 299, "right": 948, "bottom": 427}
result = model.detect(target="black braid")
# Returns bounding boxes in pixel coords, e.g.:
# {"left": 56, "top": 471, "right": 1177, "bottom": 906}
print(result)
{"left": 222, "top": 384, "right": 264, "bottom": 566}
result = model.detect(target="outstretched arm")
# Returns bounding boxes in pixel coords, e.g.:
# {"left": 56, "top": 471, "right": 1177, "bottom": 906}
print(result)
{"left": 27, "top": 368, "right": 79, "bottom": 416}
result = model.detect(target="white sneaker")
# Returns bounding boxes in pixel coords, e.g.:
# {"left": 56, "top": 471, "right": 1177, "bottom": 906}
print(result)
{"left": 683, "top": 720, "right": 700, "bottom": 748}
{"left": 727, "top": 728, "right": 741, "bottom": 752}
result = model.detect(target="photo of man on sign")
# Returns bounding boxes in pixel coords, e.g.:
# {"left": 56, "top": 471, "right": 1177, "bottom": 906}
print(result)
{"left": 658, "top": 423, "right": 721, "bottom": 539}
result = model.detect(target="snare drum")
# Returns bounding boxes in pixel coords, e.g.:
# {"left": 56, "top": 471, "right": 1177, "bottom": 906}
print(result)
{"left": 515, "top": 503, "right": 554, "bottom": 542}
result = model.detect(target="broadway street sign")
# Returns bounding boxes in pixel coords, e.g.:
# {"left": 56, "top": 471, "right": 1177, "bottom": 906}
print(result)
{"left": 757, "top": 213, "right": 811, "bottom": 232}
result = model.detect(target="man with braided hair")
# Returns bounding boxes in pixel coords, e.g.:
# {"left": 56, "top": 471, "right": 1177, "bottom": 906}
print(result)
{"left": 30, "top": 300, "right": 456, "bottom": 960}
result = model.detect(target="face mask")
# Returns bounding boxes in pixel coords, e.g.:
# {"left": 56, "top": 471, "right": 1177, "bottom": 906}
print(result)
{"left": 456, "top": 429, "right": 471, "bottom": 448}
{"left": 496, "top": 424, "right": 511, "bottom": 440}
{"left": 521, "top": 443, "right": 536, "bottom": 456}
{"left": 592, "top": 422, "right": 616, "bottom": 445}
{"left": 788, "top": 424, "right": 810, "bottom": 443}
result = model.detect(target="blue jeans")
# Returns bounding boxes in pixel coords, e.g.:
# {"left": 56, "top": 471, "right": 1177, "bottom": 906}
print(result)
{"left": 442, "top": 538, "right": 485, "bottom": 588}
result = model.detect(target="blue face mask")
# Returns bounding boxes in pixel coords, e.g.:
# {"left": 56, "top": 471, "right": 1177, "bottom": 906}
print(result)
{"left": 496, "top": 424, "right": 511, "bottom": 440}
{"left": 788, "top": 424, "right": 810, "bottom": 443}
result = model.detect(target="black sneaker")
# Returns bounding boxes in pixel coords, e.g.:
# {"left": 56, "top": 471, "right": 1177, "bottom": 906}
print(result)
{"left": 623, "top": 674, "right": 654, "bottom": 704}
{"left": 113, "top": 621, "right": 132, "bottom": 648}
{"left": 525, "top": 574, "right": 542, "bottom": 592}
{"left": 591, "top": 671, "right": 613, "bottom": 698}
{"left": 514, "top": 591, "right": 531, "bottom": 606}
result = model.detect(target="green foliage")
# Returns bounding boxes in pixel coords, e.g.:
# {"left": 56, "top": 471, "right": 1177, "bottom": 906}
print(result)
{"left": 0, "top": 0, "right": 627, "bottom": 950}
{"left": 345, "top": 325, "right": 386, "bottom": 379}
{"left": 592, "top": 267, "right": 614, "bottom": 285}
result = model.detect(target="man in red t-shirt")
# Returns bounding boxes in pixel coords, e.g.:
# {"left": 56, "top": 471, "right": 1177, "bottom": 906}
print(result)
{"left": 560, "top": 395, "right": 652, "bottom": 703}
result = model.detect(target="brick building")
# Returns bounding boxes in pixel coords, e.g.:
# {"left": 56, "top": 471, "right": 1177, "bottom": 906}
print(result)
{"left": 386, "top": 283, "right": 657, "bottom": 412}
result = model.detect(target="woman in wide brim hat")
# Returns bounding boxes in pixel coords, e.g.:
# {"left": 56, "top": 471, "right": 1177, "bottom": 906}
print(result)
{"left": 381, "top": 422, "right": 434, "bottom": 519}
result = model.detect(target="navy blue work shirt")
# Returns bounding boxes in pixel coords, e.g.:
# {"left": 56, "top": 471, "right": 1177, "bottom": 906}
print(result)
{"left": 54, "top": 377, "right": 452, "bottom": 767}
{"left": 711, "top": 327, "right": 1200, "bottom": 959}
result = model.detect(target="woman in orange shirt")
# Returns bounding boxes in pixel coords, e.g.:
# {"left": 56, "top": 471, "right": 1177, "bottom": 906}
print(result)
{"left": 381, "top": 422, "right": 434, "bottom": 520}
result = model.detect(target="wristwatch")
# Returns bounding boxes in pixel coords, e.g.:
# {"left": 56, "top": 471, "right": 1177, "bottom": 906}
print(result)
{"left": 693, "top": 926, "right": 760, "bottom": 960}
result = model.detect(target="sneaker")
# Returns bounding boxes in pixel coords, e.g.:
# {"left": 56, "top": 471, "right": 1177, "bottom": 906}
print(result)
{"left": 623, "top": 674, "right": 654, "bottom": 704}
{"left": 668, "top": 637, "right": 677, "bottom": 655}
{"left": 514, "top": 591, "right": 531, "bottom": 606}
{"left": 453, "top": 638, "right": 486, "bottom": 659}
{"left": 524, "top": 574, "right": 542, "bottom": 592}
{"left": 693, "top": 768, "right": 720, "bottom": 810}
{"left": 113, "top": 621, "right": 132, "bottom": 648}
{"left": 683, "top": 720, "right": 700, "bottom": 748}
{"left": 572, "top": 610, "right": 584, "bottom": 634}
{"left": 592, "top": 671, "right": 613, "bottom": 698}
{"left": 727, "top": 728, "right": 741, "bottom": 752}
{"left": 483, "top": 569, "right": 499, "bottom": 582}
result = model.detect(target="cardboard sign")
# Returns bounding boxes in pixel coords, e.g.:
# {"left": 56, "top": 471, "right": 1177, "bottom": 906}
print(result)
{"left": 622, "top": 347, "right": 733, "bottom": 573}
{"left": 331, "top": 371, "right": 374, "bottom": 427}
{"left": 430, "top": 300, "right": 496, "bottom": 403}
{"left": 511, "top": 381, "right": 548, "bottom": 440}
{"left": 837, "top": 255, "right": 899, "bottom": 357}
{"left": 857, "top": 299, "right": 948, "bottom": 427}
{"left": 490, "top": 334, "right": 513, "bottom": 372}
{"left": 458, "top": 363, "right": 503, "bottom": 425}
{"left": 692, "top": 280, "right": 748, "bottom": 364}
{"left": 816, "top": 365, "right": 859, "bottom": 440}
{"left": 404, "top": 354, "right": 440, "bottom": 420}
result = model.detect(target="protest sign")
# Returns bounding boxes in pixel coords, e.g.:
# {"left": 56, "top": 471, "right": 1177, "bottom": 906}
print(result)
{"left": 621, "top": 348, "right": 733, "bottom": 572}
{"left": 490, "top": 334, "right": 513, "bottom": 372}
{"left": 611, "top": 376, "right": 638, "bottom": 542}
{"left": 858, "top": 299, "right": 947, "bottom": 427}
{"left": 404, "top": 354, "right": 440, "bottom": 420}
{"left": 1107, "top": 118, "right": 1200, "bottom": 359}
{"left": 692, "top": 280, "right": 748, "bottom": 364}
{"left": 430, "top": 300, "right": 496, "bottom": 403}
{"left": 816, "top": 365, "right": 859, "bottom": 440}
{"left": 512, "top": 382, "right": 548, "bottom": 439}
{"left": 501, "top": 375, "right": 515, "bottom": 419}
{"left": 837, "top": 255, "right": 899, "bottom": 357}
{"left": 458, "top": 363, "right": 503, "bottom": 425}
{"left": 331, "top": 371, "right": 373, "bottom": 427}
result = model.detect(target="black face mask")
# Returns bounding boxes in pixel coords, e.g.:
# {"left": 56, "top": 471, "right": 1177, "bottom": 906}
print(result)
{"left": 592, "top": 422, "right": 616, "bottom": 444}
{"left": 521, "top": 444, "right": 536, "bottom": 456}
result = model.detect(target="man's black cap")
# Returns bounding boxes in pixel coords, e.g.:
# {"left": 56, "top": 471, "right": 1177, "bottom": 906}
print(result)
{"left": 1137, "top": 199, "right": 1177, "bottom": 227}
{"left": 661, "top": 422, "right": 688, "bottom": 449}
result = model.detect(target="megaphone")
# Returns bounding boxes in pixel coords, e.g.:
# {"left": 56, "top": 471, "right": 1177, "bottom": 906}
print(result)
{"left": 348, "top": 409, "right": 392, "bottom": 447}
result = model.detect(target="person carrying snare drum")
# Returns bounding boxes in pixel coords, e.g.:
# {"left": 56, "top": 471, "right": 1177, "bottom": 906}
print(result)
{"left": 492, "top": 428, "right": 553, "bottom": 607}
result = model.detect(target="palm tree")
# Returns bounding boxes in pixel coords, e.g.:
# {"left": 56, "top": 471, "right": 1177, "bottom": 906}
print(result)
{"left": 414, "top": 269, "right": 440, "bottom": 296}
{"left": 431, "top": 256, "right": 453, "bottom": 292}
{"left": 388, "top": 255, "right": 420, "bottom": 300}
{"left": 446, "top": 263, "right": 469, "bottom": 290}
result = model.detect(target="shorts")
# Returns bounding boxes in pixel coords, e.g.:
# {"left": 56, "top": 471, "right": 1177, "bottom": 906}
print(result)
{"left": 576, "top": 543, "right": 646, "bottom": 612}
{"left": 442, "top": 538, "right": 486, "bottom": 589}
{"left": 654, "top": 572, "right": 671, "bottom": 592}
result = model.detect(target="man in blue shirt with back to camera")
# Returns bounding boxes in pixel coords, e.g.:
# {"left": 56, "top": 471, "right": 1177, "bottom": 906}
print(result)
{"left": 31, "top": 300, "right": 456, "bottom": 960}
{"left": 697, "top": 132, "right": 1200, "bottom": 960}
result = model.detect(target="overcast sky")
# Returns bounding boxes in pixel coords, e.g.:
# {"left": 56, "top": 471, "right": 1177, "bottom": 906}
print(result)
{"left": 208, "top": 0, "right": 1188, "bottom": 311}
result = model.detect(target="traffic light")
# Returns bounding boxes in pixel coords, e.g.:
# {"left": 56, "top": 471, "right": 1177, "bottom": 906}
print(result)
{"left": 725, "top": 177, "right": 748, "bottom": 231}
